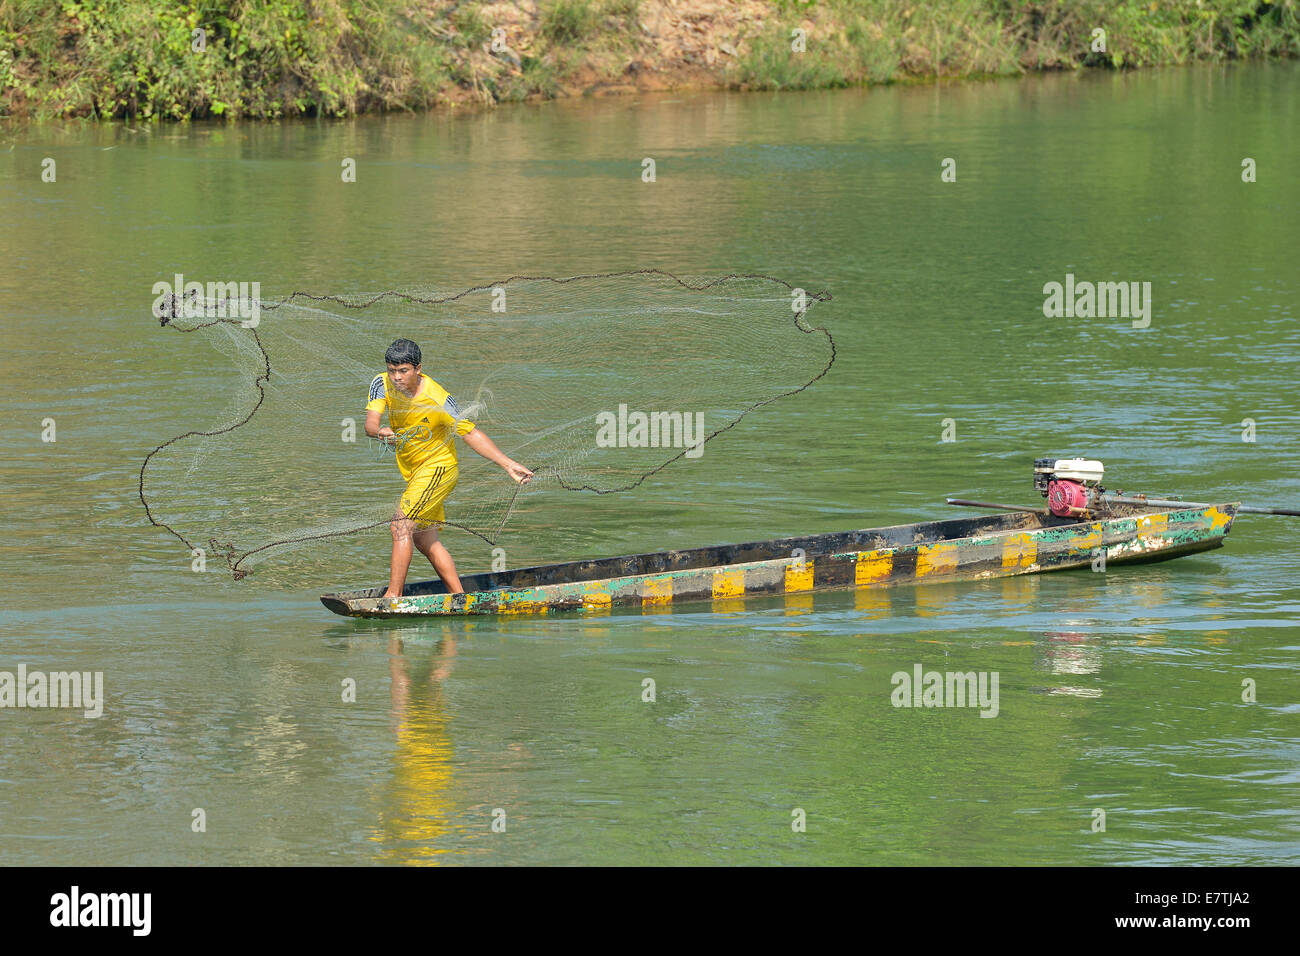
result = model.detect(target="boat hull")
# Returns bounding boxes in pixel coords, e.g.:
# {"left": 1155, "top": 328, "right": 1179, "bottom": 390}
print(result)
{"left": 320, "top": 502, "right": 1238, "bottom": 618}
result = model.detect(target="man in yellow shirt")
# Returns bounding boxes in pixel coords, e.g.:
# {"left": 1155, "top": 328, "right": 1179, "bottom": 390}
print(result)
{"left": 365, "top": 339, "right": 533, "bottom": 599}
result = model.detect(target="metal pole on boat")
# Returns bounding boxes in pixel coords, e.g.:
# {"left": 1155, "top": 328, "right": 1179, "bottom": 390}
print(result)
{"left": 945, "top": 498, "right": 1042, "bottom": 513}
{"left": 1096, "top": 493, "right": 1300, "bottom": 517}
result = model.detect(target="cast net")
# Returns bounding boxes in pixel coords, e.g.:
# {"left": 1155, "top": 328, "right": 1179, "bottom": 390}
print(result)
{"left": 139, "top": 270, "right": 834, "bottom": 578}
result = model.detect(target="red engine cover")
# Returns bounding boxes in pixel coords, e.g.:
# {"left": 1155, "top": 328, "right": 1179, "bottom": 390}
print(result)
{"left": 1046, "top": 479, "right": 1090, "bottom": 517}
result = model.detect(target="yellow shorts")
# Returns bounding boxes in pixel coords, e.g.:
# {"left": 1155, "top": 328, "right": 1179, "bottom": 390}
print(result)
{"left": 398, "top": 462, "right": 458, "bottom": 529}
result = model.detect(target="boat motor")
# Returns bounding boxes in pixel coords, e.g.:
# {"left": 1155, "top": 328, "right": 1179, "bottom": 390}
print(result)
{"left": 1034, "top": 457, "right": 1105, "bottom": 517}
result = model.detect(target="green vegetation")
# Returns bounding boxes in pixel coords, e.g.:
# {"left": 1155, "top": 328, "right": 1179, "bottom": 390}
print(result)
{"left": 0, "top": 0, "right": 1296, "bottom": 120}
{"left": 0, "top": 0, "right": 452, "bottom": 119}
{"left": 450, "top": 4, "right": 492, "bottom": 49}
{"left": 732, "top": 0, "right": 1300, "bottom": 90}
{"left": 540, "top": 0, "right": 600, "bottom": 44}
{"left": 602, "top": 0, "right": 642, "bottom": 19}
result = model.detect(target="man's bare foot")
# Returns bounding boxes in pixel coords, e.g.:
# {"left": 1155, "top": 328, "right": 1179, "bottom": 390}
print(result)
{"left": 381, "top": 590, "right": 402, "bottom": 600}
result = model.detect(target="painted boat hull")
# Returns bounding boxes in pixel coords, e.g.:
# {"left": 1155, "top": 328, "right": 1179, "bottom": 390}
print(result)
{"left": 320, "top": 502, "right": 1239, "bottom": 618}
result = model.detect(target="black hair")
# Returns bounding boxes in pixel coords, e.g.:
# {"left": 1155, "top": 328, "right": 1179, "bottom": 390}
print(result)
{"left": 385, "top": 338, "right": 421, "bottom": 368}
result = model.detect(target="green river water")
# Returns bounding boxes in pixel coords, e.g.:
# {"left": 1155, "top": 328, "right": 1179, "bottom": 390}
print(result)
{"left": 1, "top": 64, "right": 1297, "bottom": 865}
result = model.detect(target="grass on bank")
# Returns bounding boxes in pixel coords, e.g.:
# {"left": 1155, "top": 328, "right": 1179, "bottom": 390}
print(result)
{"left": 1, "top": 0, "right": 1296, "bottom": 119}
{"left": 732, "top": 0, "right": 1300, "bottom": 90}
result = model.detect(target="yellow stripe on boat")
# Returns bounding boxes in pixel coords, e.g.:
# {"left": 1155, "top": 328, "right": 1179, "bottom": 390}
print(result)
{"left": 582, "top": 592, "right": 612, "bottom": 612}
{"left": 854, "top": 549, "right": 894, "bottom": 586}
{"left": 917, "top": 542, "right": 958, "bottom": 577}
{"left": 1071, "top": 523, "right": 1104, "bottom": 554}
{"left": 712, "top": 568, "right": 745, "bottom": 599}
{"left": 1135, "top": 513, "right": 1168, "bottom": 535}
{"left": 785, "top": 560, "right": 814, "bottom": 592}
{"left": 1205, "top": 506, "right": 1233, "bottom": 532}
{"left": 499, "top": 591, "right": 543, "bottom": 615}
{"left": 1001, "top": 532, "right": 1037, "bottom": 569}
{"left": 501, "top": 603, "right": 543, "bottom": 615}
{"left": 642, "top": 575, "right": 673, "bottom": 606}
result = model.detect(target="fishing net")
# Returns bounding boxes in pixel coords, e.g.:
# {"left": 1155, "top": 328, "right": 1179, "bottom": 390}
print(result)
{"left": 139, "top": 270, "right": 834, "bottom": 578}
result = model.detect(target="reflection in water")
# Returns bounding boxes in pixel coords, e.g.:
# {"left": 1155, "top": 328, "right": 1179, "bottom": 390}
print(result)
{"left": 1048, "top": 686, "right": 1103, "bottom": 698}
{"left": 1130, "top": 581, "right": 1169, "bottom": 609}
{"left": 1043, "top": 631, "right": 1104, "bottom": 677}
{"left": 1039, "top": 630, "right": 1106, "bottom": 699}
{"left": 914, "top": 582, "right": 959, "bottom": 617}
{"left": 369, "top": 635, "right": 460, "bottom": 863}
{"left": 1000, "top": 574, "right": 1040, "bottom": 607}
{"left": 783, "top": 593, "right": 814, "bottom": 615}
{"left": 855, "top": 585, "right": 891, "bottom": 618}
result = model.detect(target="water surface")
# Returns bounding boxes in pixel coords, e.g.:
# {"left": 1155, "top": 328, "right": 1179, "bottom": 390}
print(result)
{"left": 1, "top": 64, "right": 1297, "bottom": 864}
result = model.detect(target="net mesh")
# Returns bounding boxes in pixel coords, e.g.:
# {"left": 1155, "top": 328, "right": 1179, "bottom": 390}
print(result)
{"left": 139, "top": 270, "right": 834, "bottom": 578}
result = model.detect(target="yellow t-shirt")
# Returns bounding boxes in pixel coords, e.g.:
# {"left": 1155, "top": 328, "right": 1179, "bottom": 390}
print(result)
{"left": 367, "top": 372, "right": 476, "bottom": 480}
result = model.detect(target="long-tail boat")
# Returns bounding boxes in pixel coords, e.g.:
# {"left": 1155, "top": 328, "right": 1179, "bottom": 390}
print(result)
{"left": 321, "top": 458, "right": 1245, "bottom": 618}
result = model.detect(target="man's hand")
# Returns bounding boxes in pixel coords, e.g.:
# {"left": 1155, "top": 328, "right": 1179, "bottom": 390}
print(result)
{"left": 377, "top": 426, "right": 396, "bottom": 443}
{"left": 463, "top": 428, "right": 533, "bottom": 484}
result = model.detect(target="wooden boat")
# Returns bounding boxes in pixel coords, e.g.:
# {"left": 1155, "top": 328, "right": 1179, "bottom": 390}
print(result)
{"left": 320, "top": 499, "right": 1239, "bottom": 618}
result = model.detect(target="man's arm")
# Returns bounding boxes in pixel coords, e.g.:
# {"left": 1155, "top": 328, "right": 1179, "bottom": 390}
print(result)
{"left": 365, "top": 409, "right": 394, "bottom": 440}
{"left": 463, "top": 428, "right": 534, "bottom": 484}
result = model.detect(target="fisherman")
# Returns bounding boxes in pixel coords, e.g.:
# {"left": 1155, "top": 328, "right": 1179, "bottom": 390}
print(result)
{"left": 365, "top": 338, "right": 533, "bottom": 599}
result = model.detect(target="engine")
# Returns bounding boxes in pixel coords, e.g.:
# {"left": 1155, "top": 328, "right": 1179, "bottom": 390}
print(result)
{"left": 1034, "top": 457, "right": 1105, "bottom": 518}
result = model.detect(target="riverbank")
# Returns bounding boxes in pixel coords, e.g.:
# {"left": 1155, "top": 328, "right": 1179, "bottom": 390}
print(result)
{"left": 2, "top": 0, "right": 1297, "bottom": 120}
